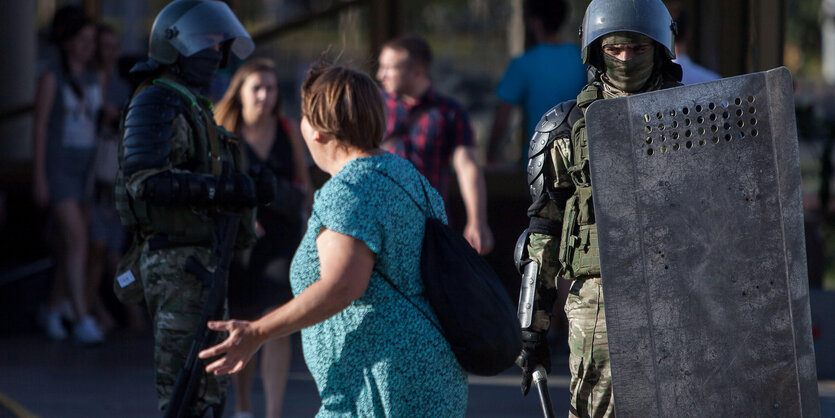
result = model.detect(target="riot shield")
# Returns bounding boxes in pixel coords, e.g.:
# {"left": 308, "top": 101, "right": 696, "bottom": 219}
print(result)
{"left": 586, "top": 67, "right": 820, "bottom": 417}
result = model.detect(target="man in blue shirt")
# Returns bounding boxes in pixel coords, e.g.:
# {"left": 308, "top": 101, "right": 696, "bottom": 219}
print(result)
{"left": 672, "top": 8, "right": 720, "bottom": 85}
{"left": 488, "top": 0, "right": 587, "bottom": 164}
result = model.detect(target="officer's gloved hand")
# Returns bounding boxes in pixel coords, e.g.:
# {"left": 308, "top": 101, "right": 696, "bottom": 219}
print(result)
{"left": 249, "top": 165, "right": 277, "bottom": 206}
{"left": 217, "top": 171, "right": 257, "bottom": 207}
{"left": 516, "top": 330, "right": 551, "bottom": 396}
{"left": 272, "top": 179, "right": 305, "bottom": 217}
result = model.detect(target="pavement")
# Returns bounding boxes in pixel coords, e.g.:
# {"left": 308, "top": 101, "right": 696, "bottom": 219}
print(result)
{"left": 0, "top": 331, "right": 569, "bottom": 417}
{"left": 1, "top": 330, "right": 834, "bottom": 417}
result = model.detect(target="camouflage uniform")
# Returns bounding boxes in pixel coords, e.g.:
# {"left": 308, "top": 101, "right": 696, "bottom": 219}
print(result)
{"left": 111, "top": 2, "right": 257, "bottom": 416}
{"left": 516, "top": 1, "right": 684, "bottom": 416}
{"left": 139, "top": 244, "right": 226, "bottom": 413}
{"left": 118, "top": 77, "right": 256, "bottom": 416}
{"left": 524, "top": 76, "right": 681, "bottom": 417}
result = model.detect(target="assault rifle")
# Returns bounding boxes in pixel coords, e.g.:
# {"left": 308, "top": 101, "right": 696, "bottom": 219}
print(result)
{"left": 164, "top": 212, "right": 240, "bottom": 418}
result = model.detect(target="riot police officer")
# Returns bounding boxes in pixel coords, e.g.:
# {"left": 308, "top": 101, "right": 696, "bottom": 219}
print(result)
{"left": 514, "top": 0, "right": 682, "bottom": 416}
{"left": 114, "top": 1, "right": 269, "bottom": 416}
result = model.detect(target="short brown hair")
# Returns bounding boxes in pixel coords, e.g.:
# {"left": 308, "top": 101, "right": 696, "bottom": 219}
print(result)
{"left": 382, "top": 35, "right": 432, "bottom": 70}
{"left": 300, "top": 61, "right": 385, "bottom": 151}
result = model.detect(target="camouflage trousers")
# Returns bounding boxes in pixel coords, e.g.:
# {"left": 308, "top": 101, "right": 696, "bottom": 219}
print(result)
{"left": 565, "top": 277, "right": 614, "bottom": 418}
{"left": 140, "top": 244, "right": 229, "bottom": 416}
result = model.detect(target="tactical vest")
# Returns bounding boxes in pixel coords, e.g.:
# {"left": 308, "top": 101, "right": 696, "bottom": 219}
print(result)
{"left": 558, "top": 79, "right": 681, "bottom": 280}
{"left": 558, "top": 84, "right": 603, "bottom": 279}
{"left": 114, "top": 78, "right": 255, "bottom": 246}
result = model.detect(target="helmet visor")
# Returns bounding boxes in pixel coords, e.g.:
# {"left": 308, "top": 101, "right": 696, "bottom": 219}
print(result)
{"left": 167, "top": 1, "right": 254, "bottom": 59}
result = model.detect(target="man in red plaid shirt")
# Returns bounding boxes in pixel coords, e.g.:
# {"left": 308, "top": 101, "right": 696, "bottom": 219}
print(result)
{"left": 377, "top": 36, "right": 493, "bottom": 254}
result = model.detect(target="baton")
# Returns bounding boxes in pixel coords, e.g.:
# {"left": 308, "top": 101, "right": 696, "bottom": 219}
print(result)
{"left": 533, "top": 365, "right": 555, "bottom": 418}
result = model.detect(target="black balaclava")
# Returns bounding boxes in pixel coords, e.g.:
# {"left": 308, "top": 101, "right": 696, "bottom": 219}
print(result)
{"left": 174, "top": 47, "right": 223, "bottom": 88}
{"left": 600, "top": 32, "right": 656, "bottom": 93}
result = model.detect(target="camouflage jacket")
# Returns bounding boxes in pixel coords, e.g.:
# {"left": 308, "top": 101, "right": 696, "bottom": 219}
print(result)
{"left": 116, "top": 76, "right": 256, "bottom": 248}
{"left": 523, "top": 75, "right": 681, "bottom": 332}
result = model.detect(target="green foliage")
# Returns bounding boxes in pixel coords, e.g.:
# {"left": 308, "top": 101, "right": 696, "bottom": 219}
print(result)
{"left": 820, "top": 222, "right": 835, "bottom": 289}
{"left": 786, "top": 0, "right": 824, "bottom": 77}
{"left": 787, "top": 0, "right": 822, "bottom": 49}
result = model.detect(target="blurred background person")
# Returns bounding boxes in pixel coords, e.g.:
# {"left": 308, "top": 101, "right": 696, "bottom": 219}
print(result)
{"left": 487, "top": 0, "right": 587, "bottom": 166}
{"left": 488, "top": 0, "right": 585, "bottom": 352}
{"left": 85, "top": 22, "right": 141, "bottom": 335}
{"left": 215, "top": 57, "right": 312, "bottom": 418}
{"left": 32, "top": 5, "right": 104, "bottom": 344}
{"left": 672, "top": 7, "right": 720, "bottom": 85}
{"left": 377, "top": 35, "right": 493, "bottom": 255}
{"left": 199, "top": 61, "right": 468, "bottom": 416}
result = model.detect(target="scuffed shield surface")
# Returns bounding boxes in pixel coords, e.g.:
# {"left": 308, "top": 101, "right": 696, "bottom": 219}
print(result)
{"left": 586, "top": 67, "right": 819, "bottom": 417}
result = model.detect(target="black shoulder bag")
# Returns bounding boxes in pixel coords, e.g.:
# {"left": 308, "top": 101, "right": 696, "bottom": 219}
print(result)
{"left": 370, "top": 169, "right": 521, "bottom": 376}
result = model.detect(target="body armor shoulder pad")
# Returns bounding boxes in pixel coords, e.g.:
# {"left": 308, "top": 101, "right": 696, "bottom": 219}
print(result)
{"left": 529, "top": 99, "right": 577, "bottom": 157}
{"left": 527, "top": 151, "right": 548, "bottom": 201}
{"left": 122, "top": 85, "right": 189, "bottom": 177}
{"left": 527, "top": 100, "right": 579, "bottom": 201}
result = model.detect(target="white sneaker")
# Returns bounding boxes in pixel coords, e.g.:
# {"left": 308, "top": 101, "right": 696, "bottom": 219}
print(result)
{"left": 73, "top": 316, "right": 104, "bottom": 344}
{"left": 44, "top": 310, "right": 68, "bottom": 341}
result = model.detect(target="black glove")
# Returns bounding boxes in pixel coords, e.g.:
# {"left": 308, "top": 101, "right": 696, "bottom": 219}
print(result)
{"left": 516, "top": 330, "right": 551, "bottom": 396}
{"left": 144, "top": 171, "right": 257, "bottom": 207}
{"left": 271, "top": 179, "right": 305, "bottom": 217}
{"left": 249, "top": 165, "right": 277, "bottom": 206}
{"left": 216, "top": 171, "right": 257, "bottom": 207}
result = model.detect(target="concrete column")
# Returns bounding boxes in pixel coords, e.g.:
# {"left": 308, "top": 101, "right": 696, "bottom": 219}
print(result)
{"left": 508, "top": 0, "right": 525, "bottom": 57}
{"left": 368, "top": 0, "right": 402, "bottom": 58}
{"left": 0, "top": 1, "right": 36, "bottom": 165}
{"left": 823, "top": 0, "right": 835, "bottom": 84}
{"left": 749, "top": 0, "right": 784, "bottom": 72}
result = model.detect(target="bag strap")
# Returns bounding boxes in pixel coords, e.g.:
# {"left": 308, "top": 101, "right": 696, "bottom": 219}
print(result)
{"left": 363, "top": 168, "right": 446, "bottom": 334}
{"left": 310, "top": 183, "right": 445, "bottom": 339}
{"left": 372, "top": 265, "right": 445, "bottom": 337}
{"left": 368, "top": 168, "right": 439, "bottom": 220}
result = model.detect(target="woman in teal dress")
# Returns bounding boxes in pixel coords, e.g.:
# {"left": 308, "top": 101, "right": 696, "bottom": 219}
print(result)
{"left": 199, "top": 62, "right": 468, "bottom": 416}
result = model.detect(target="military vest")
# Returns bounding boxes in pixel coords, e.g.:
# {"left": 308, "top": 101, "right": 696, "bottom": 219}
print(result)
{"left": 114, "top": 77, "right": 255, "bottom": 247}
{"left": 558, "top": 79, "right": 680, "bottom": 280}
{"left": 557, "top": 84, "right": 602, "bottom": 279}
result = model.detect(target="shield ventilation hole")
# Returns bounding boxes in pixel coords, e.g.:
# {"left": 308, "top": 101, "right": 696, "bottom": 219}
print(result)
{"left": 643, "top": 97, "right": 761, "bottom": 156}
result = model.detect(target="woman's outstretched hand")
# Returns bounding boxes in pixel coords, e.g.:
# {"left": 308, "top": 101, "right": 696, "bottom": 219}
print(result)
{"left": 198, "top": 320, "right": 264, "bottom": 375}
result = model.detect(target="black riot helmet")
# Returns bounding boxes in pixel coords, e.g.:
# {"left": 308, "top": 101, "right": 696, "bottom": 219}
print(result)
{"left": 579, "top": 0, "right": 676, "bottom": 68}
{"left": 148, "top": 0, "right": 254, "bottom": 66}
